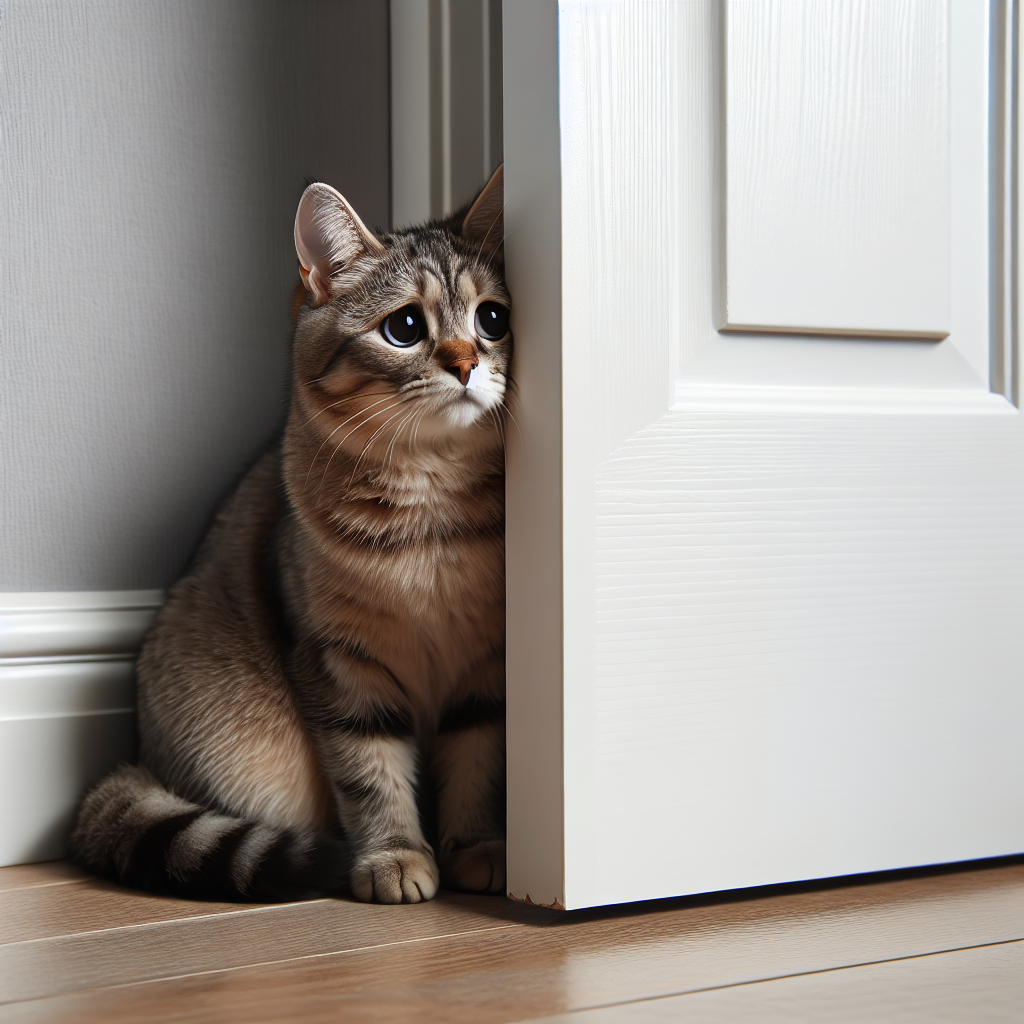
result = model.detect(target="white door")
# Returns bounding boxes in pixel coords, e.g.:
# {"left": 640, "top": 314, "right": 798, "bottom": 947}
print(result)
{"left": 504, "top": 0, "right": 1024, "bottom": 910}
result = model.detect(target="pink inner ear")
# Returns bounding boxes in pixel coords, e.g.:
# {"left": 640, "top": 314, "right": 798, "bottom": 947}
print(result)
{"left": 294, "top": 182, "right": 385, "bottom": 303}
{"left": 307, "top": 266, "right": 330, "bottom": 304}
{"left": 294, "top": 191, "right": 339, "bottom": 304}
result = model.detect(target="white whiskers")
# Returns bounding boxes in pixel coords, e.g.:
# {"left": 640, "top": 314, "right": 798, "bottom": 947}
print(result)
{"left": 304, "top": 395, "right": 406, "bottom": 490}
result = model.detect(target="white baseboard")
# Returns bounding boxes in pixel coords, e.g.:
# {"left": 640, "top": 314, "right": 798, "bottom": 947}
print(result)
{"left": 0, "top": 591, "right": 163, "bottom": 866}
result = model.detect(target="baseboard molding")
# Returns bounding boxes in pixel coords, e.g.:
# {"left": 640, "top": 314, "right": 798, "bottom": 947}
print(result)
{"left": 0, "top": 591, "right": 164, "bottom": 866}
{"left": 0, "top": 590, "right": 164, "bottom": 659}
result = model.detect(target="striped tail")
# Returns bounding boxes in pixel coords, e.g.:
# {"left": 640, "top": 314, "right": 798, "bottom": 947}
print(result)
{"left": 68, "top": 765, "right": 349, "bottom": 902}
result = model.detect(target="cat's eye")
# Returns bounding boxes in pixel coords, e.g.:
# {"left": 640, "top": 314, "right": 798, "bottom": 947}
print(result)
{"left": 381, "top": 305, "right": 427, "bottom": 347}
{"left": 474, "top": 301, "right": 509, "bottom": 341}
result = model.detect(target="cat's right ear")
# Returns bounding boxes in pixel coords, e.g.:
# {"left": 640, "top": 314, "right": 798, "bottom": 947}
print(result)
{"left": 294, "top": 183, "right": 385, "bottom": 306}
{"left": 461, "top": 164, "right": 504, "bottom": 262}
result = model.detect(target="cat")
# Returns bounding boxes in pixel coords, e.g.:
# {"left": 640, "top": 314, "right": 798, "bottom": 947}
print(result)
{"left": 69, "top": 166, "right": 510, "bottom": 905}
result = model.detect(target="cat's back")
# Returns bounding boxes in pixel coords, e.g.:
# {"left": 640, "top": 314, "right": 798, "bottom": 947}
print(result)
{"left": 137, "top": 448, "right": 293, "bottom": 754}
{"left": 135, "top": 445, "right": 330, "bottom": 824}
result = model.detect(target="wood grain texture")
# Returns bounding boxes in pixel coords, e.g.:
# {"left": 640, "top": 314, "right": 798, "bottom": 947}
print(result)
{"left": 503, "top": 0, "right": 567, "bottom": 910}
{"left": 691, "top": 0, "right": 989, "bottom": 393}
{"left": 723, "top": 0, "right": 950, "bottom": 337}
{"left": 525, "top": 941, "right": 1024, "bottom": 1023}
{"left": 0, "top": 862, "right": 87, "bottom": 892}
{"left": 0, "top": 879, "right": 247, "bottom": 945}
{"left": 584, "top": 406, "right": 1024, "bottom": 904}
{"left": 0, "top": 862, "right": 1018, "bottom": 1021}
{"left": 0, "top": 885, "right": 536, "bottom": 1003}
{"left": 506, "top": 0, "right": 727, "bottom": 911}
{"left": 506, "top": 0, "right": 1022, "bottom": 910}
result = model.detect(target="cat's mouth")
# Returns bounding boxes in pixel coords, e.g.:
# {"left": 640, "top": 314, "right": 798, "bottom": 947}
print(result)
{"left": 420, "top": 368, "right": 503, "bottom": 430}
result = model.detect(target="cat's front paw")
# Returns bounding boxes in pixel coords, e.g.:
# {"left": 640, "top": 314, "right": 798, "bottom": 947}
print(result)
{"left": 442, "top": 839, "right": 506, "bottom": 893}
{"left": 351, "top": 847, "right": 439, "bottom": 904}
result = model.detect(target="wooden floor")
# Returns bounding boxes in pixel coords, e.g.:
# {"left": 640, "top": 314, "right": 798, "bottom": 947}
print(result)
{"left": 0, "top": 858, "right": 1020, "bottom": 1022}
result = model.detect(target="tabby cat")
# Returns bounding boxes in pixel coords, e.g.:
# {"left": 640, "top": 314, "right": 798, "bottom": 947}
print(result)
{"left": 69, "top": 167, "right": 510, "bottom": 904}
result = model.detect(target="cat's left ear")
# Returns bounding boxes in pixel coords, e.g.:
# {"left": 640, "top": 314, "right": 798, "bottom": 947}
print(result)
{"left": 461, "top": 164, "right": 504, "bottom": 261}
{"left": 294, "top": 183, "right": 385, "bottom": 306}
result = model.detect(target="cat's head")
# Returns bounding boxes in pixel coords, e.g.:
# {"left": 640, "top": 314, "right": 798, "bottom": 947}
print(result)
{"left": 287, "top": 167, "right": 510, "bottom": 477}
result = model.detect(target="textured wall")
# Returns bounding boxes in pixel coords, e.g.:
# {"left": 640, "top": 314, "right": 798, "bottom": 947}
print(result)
{"left": 0, "top": 0, "right": 389, "bottom": 591}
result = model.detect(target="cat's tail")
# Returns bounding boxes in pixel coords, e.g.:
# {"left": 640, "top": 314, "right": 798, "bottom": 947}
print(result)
{"left": 68, "top": 764, "right": 350, "bottom": 902}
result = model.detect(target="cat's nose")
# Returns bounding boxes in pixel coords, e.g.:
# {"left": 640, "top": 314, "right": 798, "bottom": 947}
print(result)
{"left": 447, "top": 357, "right": 478, "bottom": 386}
{"left": 435, "top": 338, "right": 479, "bottom": 386}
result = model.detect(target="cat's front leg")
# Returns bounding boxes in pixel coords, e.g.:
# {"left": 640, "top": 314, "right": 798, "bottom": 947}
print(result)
{"left": 434, "top": 682, "right": 506, "bottom": 894}
{"left": 322, "top": 731, "right": 439, "bottom": 903}
{"left": 297, "top": 644, "right": 439, "bottom": 904}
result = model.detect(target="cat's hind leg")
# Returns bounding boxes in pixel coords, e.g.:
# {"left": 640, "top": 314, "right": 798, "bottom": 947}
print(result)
{"left": 434, "top": 686, "right": 506, "bottom": 894}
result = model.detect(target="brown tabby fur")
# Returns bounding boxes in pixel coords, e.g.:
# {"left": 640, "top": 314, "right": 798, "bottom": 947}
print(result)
{"left": 69, "top": 167, "right": 510, "bottom": 904}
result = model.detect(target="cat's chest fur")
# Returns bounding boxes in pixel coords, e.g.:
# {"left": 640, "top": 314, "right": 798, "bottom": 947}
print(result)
{"left": 283, "top": 454, "right": 504, "bottom": 711}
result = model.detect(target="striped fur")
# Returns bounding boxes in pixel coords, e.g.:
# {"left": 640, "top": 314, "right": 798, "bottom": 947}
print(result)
{"left": 70, "top": 766, "right": 349, "bottom": 901}
{"left": 69, "top": 168, "right": 510, "bottom": 903}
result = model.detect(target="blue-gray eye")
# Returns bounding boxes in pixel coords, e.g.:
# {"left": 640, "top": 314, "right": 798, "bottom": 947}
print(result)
{"left": 382, "top": 306, "right": 426, "bottom": 347}
{"left": 475, "top": 301, "right": 509, "bottom": 341}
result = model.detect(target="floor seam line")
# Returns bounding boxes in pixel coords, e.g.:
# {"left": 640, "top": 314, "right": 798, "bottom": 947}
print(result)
{"left": 533, "top": 936, "right": 1024, "bottom": 1019}
{"left": 0, "top": 898, "right": 359, "bottom": 948}
{"left": 0, "top": 878, "right": 88, "bottom": 893}
{"left": 0, "top": 922, "right": 527, "bottom": 1007}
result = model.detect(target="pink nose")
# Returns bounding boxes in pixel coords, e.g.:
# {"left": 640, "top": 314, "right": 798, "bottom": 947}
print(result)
{"left": 448, "top": 357, "right": 478, "bottom": 386}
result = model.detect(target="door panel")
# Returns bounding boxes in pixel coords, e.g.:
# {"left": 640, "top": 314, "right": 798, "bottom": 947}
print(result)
{"left": 505, "top": 0, "right": 1024, "bottom": 910}
{"left": 723, "top": 0, "right": 950, "bottom": 338}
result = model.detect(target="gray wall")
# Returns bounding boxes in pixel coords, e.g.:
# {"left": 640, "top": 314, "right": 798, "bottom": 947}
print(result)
{"left": 0, "top": 0, "right": 390, "bottom": 591}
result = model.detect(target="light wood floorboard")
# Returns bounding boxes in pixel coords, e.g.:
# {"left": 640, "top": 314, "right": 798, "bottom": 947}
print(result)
{"left": 525, "top": 941, "right": 1024, "bottom": 1023}
{"left": 0, "top": 882, "right": 533, "bottom": 1003}
{"left": 0, "top": 863, "right": 87, "bottom": 893}
{"left": 0, "top": 879, "right": 248, "bottom": 944}
{"left": 0, "top": 860, "right": 1018, "bottom": 1022}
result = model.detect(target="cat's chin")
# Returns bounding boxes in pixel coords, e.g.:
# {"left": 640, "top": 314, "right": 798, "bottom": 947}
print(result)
{"left": 435, "top": 391, "right": 503, "bottom": 432}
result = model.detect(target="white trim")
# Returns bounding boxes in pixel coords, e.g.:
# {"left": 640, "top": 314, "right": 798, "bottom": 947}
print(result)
{"left": 0, "top": 708, "right": 135, "bottom": 724}
{"left": 482, "top": 0, "right": 492, "bottom": 179}
{"left": 0, "top": 591, "right": 161, "bottom": 866}
{"left": 390, "top": 0, "right": 502, "bottom": 223}
{"left": 390, "top": 0, "right": 433, "bottom": 226}
{"left": 0, "top": 589, "right": 164, "bottom": 612}
{"left": 0, "top": 654, "right": 137, "bottom": 666}
{"left": 504, "top": 0, "right": 566, "bottom": 911}
{"left": 672, "top": 384, "right": 1018, "bottom": 416}
{"left": 0, "top": 590, "right": 163, "bottom": 659}
{"left": 441, "top": 0, "right": 452, "bottom": 216}
{"left": 0, "top": 658, "right": 139, "bottom": 720}
{"left": 0, "top": 711, "right": 137, "bottom": 866}
{"left": 993, "top": 0, "right": 1019, "bottom": 403}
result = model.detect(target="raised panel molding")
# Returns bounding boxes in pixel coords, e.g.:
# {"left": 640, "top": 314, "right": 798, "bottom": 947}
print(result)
{"left": 0, "top": 591, "right": 162, "bottom": 866}
{"left": 506, "top": 0, "right": 1023, "bottom": 912}
{"left": 721, "top": 0, "right": 951, "bottom": 339}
